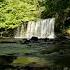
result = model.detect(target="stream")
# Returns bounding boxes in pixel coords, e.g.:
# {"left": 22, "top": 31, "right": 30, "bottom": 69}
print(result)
{"left": 0, "top": 37, "right": 70, "bottom": 70}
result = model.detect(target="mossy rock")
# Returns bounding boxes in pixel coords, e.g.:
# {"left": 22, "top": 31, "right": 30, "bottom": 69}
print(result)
{"left": 66, "top": 29, "right": 70, "bottom": 35}
{"left": 11, "top": 57, "right": 49, "bottom": 67}
{"left": 63, "top": 28, "right": 70, "bottom": 37}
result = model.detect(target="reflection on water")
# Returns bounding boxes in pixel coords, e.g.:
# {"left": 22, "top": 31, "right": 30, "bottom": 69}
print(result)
{"left": 0, "top": 38, "right": 70, "bottom": 70}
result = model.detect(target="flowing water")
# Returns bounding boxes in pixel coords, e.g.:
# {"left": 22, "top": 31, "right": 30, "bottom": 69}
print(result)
{"left": 15, "top": 18, "right": 55, "bottom": 39}
{"left": 0, "top": 38, "right": 70, "bottom": 70}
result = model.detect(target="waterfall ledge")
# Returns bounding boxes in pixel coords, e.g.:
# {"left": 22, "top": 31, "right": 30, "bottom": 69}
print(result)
{"left": 15, "top": 18, "right": 55, "bottom": 39}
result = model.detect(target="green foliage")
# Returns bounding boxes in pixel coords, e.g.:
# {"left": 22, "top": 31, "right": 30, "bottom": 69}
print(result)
{"left": 0, "top": 0, "right": 41, "bottom": 29}
{"left": 42, "top": 0, "right": 70, "bottom": 18}
{"left": 41, "top": 0, "right": 70, "bottom": 33}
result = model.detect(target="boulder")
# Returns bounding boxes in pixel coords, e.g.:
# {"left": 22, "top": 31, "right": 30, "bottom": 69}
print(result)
{"left": 23, "top": 39, "right": 30, "bottom": 44}
{"left": 30, "top": 37, "right": 38, "bottom": 42}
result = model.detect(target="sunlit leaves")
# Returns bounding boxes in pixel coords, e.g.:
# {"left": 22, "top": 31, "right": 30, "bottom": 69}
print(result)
{"left": 0, "top": 0, "right": 41, "bottom": 29}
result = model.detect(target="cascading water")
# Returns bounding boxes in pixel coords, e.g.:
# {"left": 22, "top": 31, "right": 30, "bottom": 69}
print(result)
{"left": 15, "top": 18, "right": 55, "bottom": 39}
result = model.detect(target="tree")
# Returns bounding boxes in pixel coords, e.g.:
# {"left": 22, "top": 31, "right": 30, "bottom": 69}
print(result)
{"left": 0, "top": 0, "right": 41, "bottom": 29}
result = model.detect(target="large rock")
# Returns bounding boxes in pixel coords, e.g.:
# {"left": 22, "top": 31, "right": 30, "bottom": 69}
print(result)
{"left": 30, "top": 37, "right": 38, "bottom": 42}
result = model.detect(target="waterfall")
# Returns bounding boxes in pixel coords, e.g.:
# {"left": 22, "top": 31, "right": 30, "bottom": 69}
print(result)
{"left": 15, "top": 18, "right": 55, "bottom": 39}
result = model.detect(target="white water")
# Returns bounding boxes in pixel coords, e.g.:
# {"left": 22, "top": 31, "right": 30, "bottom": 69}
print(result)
{"left": 15, "top": 18, "right": 55, "bottom": 39}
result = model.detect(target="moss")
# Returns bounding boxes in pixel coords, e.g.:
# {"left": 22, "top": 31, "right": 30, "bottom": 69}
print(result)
{"left": 64, "top": 28, "right": 70, "bottom": 36}
{"left": 66, "top": 29, "right": 70, "bottom": 34}
{"left": 11, "top": 57, "right": 48, "bottom": 66}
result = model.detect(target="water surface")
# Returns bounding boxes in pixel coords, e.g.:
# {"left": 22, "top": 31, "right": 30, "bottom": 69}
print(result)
{"left": 0, "top": 38, "right": 70, "bottom": 70}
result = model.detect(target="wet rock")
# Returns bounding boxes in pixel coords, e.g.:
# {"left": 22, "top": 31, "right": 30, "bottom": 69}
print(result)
{"left": 0, "top": 55, "right": 17, "bottom": 65}
{"left": 0, "top": 38, "right": 16, "bottom": 43}
{"left": 24, "top": 62, "right": 49, "bottom": 70}
{"left": 64, "top": 36, "right": 70, "bottom": 40}
{"left": 17, "top": 39, "right": 28, "bottom": 44}
{"left": 18, "top": 39, "right": 30, "bottom": 44}
{"left": 44, "top": 38, "right": 50, "bottom": 42}
{"left": 44, "top": 38, "right": 54, "bottom": 42}
{"left": 24, "top": 53, "right": 33, "bottom": 56}
{"left": 30, "top": 37, "right": 38, "bottom": 43}
{"left": 22, "top": 39, "right": 30, "bottom": 44}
